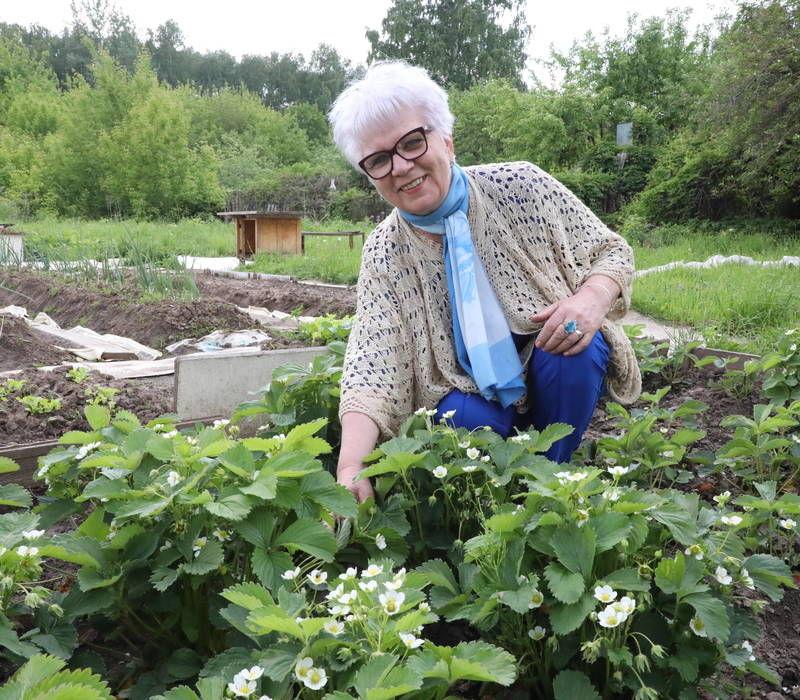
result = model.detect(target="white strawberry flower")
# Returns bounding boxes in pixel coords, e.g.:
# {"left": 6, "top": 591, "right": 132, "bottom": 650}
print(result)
{"left": 76, "top": 441, "right": 103, "bottom": 460}
{"left": 715, "top": 566, "right": 732, "bottom": 585}
{"left": 339, "top": 591, "right": 357, "bottom": 604}
{"left": 281, "top": 566, "right": 300, "bottom": 580}
{"left": 212, "top": 528, "right": 231, "bottom": 542}
{"left": 192, "top": 537, "right": 207, "bottom": 557}
{"left": 21, "top": 530, "right": 45, "bottom": 540}
{"left": 466, "top": 447, "right": 480, "bottom": 460}
{"left": 303, "top": 667, "right": 327, "bottom": 690}
{"left": 510, "top": 433, "right": 530, "bottom": 443}
{"left": 16, "top": 545, "right": 39, "bottom": 558}
{"left": 228, "top": 677, "right": 257, "bottom": 697}
{"left": 294, "top": 657, "right": 313, "bottom": 681}
{"left": 379, "top": 590, "right": 405, "bottom": 615}
{"left": 554, "top": 471, "right": 572, "bottom": 485}
{"left": 212, "top": 419, "right": 230, "bottom": 429}
{"left": 594, "top": 585, "right": 617, "bottom": 603}
{"left": 614, "top": 596, "right": 636, "bottom": 615}
{"left": 713, "top": 490, "right": 732, "bottom": 504}
{"left": 237, "top": 666, "right": 264, "bottom": 681}
{"left": 328, "top": 605, "right": 350, "bottom": 617}
{"left": 720, "top": 514, "right": 742, "bottom": 526}
{"left": 458, "top": 441, "right": 471, "bottom": 449}
{"left": 363, "top": 564, "right": 383, "bottom": 577}
{"left": 567, "top": 471, "right": 588, "bottom": 481}
{"left": 399, "top": 631, "right": 424, "bottom": 648}
{"left": 326, "top": 583, "right": 344, "bottom": 600}
{"left": 463, "top": 465, "right": 478, "bottom": 472}
{"left": 426, "top": 409, "right": 436, "bottom": 416}
{"left": 167, "top": 471, "right": 181, "bottom": 487}
{"left": 741, "top": 640, "right": 756, "bottom": 661}
{"left": 323, "top": 619, "right": 345, "bottom": 636}
{"left": 359, "top": 580, "right": 378, "bottom": 592}
{"left": 433, "top": 465, "right": 447, "bottom": 479}
{"left": 442, "top": 409, "right": 456, "bottom": 419}
{"left": 598, "top": 605, "right": 625, "bottom": 628}
{"left": 607, "top": 465, "right": 629, "bottom": 477}
{"left": 339, "top": 566, "right": 358, "bottom": 580}
{"left": 481, "top": 455, "right": 491, "bottom": 462}
{"left": 780, "top": 518, "right": 797, "bottom": 530}
{"left": 576, "top": 509, "right": 590, "bottom": 526}
{"left": 384, "top": 579, "right": 403, "bottom": 590}
{"left": 528, "top": 625, "right": 546, "bottom": 641}
{"left": 689, "top": 616, "right": 707, "bottom": 637}
{"left": 684, "top": 544, "right": 703, "bottom": 560}
{"left": 528, "top": 590, "right": 544, "bottom": 609}
{"left": 414, "top": 407, "right": 428, "bottom": 416}
{"left": 741, "top": 568, "right": 755, "bottom": 589}
{"left": 307, "top": 569, "right": 328, "bottom": 585}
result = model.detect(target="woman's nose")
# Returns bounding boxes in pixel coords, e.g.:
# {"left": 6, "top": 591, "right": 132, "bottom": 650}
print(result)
{"left": 392, "top": 152, "right": 413, "bottom": 175}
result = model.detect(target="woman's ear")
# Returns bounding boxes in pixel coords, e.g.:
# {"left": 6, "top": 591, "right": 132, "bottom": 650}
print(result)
{"left": 444, "top": 134, "right": 455, "bottom": 162}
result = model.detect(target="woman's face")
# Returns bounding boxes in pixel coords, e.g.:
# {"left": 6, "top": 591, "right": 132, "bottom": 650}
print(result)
{"left": 359, "top": 111, "right": 455, "bottom": 216}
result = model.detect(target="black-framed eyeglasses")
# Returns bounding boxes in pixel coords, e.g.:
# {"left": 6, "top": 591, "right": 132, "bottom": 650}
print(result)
{"left": 358, "top": 126, "right": 432, "bottom": 179}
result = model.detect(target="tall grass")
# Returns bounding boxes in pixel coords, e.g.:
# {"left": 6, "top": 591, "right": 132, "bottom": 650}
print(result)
{"left": 632, "top": 264, "right": 800, "bottom": 353}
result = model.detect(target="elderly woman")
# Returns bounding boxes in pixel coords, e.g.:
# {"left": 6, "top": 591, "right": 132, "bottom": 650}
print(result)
{"left": 329, "top": 61, "right": 641, "bottom": 502}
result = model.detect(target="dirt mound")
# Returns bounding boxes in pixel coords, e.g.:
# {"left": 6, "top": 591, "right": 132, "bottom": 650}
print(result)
{"left": 0, "top": 315, "right": 73, "bottom": 372}
{"left": 0, "top": 368, "right": 173, "bottom": 447}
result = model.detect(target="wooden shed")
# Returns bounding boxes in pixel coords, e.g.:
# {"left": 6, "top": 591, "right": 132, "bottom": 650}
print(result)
{"left": 217, "top": 211, "right": 304, "bottom": 258}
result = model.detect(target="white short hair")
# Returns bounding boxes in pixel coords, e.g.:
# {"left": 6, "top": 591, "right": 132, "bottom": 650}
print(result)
{"left": 329, "top": 61, "right": 455, "bottom": 169}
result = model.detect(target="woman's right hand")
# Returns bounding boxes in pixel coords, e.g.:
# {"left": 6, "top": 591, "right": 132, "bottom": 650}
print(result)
{"left": 337, "top": 463, "right": 375, "bottom": 504}
{"left": 337, "top": 411, "right": 381, "bottom": 504}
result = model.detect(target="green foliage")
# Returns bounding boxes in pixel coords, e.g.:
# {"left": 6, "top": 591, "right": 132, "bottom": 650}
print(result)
{"left": 17, "top": 395, "right": 62, "bottom": 414}
{"left": 367, "top": 0, "right": 530, "bottom": 90}
{"left": 0, "top": 654, "right": 113, "bottom": 699}
{"left": 297, "top": 315, "right": 354, "bottom": 346}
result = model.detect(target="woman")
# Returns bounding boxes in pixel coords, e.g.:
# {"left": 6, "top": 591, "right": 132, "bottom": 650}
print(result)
{"left": 328, "top": 61, "right": 641, "bottom": 502}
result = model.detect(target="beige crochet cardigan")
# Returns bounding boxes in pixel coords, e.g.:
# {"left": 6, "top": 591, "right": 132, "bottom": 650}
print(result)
{"left": 340, "top": 161, "right": 641, "bottom": 437}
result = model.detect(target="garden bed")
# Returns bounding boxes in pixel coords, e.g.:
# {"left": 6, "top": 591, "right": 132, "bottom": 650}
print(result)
{"left": 1, "top": 268, "right": 798, "bottom": 699}
{"left": 0, "top": 269, "right": 357, "bottom": 448}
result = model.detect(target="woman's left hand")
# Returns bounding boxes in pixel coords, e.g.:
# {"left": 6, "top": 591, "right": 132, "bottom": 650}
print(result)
{"left": 531, "top": 285, "right": 613, "bottom": 356}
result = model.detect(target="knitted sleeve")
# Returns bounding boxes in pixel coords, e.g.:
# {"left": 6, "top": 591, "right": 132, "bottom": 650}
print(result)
{"left": 338, "top": 232, "right": 414, "bottom": 437}
{"left": 524, "top": 164, "right": 634, "bottom": 320}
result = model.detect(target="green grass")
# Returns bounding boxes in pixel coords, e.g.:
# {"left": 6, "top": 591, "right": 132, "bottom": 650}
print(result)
{"left": 632, "top": 264, "right": 800, "bottom": 354}
{"left": 623, "top": 219, "right": 800, "bottom": 270}
{"left": 19, "top": 216, "right": 234, "bottom": 261}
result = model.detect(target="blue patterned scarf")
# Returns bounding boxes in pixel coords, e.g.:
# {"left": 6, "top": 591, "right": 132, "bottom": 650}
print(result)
{"left": 399, "top": 164, "right": 526, "bottom": 408}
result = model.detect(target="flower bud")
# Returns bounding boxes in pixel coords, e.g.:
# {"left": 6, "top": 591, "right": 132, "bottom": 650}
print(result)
{"left": 49, "top": 604, "right": 64, "bottom": 617}
{"left": 613, "top": 671, "right": 623, "bottom": 682}
{"left": 654, "top": 550, "right": 662, "bottom": 559}
{"left": 428, "top": 495, "right": 437, "bottom": 506}
{"left": 24, "top": 591, "right": 44, "bottom": 608}
{"left": 0, "top": 575, "right": 14, "bottom": 591}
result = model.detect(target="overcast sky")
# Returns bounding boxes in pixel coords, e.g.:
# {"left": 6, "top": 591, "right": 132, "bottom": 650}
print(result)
{"left": 5, "top": 0, "right": 735, "bottom": 82}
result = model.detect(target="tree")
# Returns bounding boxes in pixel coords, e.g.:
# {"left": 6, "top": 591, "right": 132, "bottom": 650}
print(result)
{"left": 547, "top": 10, "right": 714, "bottom": 133}
{"left": 366, "top": 0, "right": 530, "bottom": 90}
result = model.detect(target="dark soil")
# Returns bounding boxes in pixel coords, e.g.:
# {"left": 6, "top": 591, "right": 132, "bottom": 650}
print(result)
{"left": 0, "top": 269, "right": 356, "bottom": 354}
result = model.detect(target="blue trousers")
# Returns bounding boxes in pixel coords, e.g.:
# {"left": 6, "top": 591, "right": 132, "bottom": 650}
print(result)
{"left": 435, "top": 333, "right": 609, "bottom": 464}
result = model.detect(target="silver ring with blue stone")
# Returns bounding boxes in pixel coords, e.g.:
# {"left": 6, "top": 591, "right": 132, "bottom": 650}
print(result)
{"left": 564, "top": 320, "right": 578, "bottom": 334}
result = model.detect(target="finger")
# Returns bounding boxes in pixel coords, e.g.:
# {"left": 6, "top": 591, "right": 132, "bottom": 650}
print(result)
{"left": 538, "top": 317, "right": 572, "bottom": 353}
{"left": 530, "top": 302, "right": 558, "bottom": 322}
{"left": 563, "top": 330, "right": 594, "bottom": 357}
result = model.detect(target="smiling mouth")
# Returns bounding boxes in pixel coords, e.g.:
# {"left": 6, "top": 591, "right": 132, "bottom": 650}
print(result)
{"left": 400, "top": 176, "right": 424, "bottom": 191}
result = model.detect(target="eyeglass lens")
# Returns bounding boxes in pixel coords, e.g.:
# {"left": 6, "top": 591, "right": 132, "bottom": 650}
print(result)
{"left": 361, "top": 128, "right": 429, "bottom": 178}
